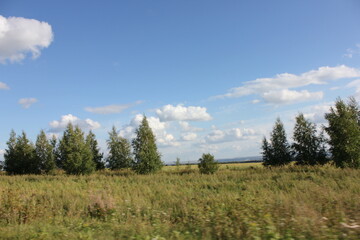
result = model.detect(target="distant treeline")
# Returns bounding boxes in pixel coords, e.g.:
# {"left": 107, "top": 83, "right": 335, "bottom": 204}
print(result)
{"left": 2, "top": 116, "right": 162, "bottom": 175}
{"left": 2, "top": 97, "right": 360, "bottom": 175}
{"left": 262, "top": 97, "right": 360, "bottom": 169}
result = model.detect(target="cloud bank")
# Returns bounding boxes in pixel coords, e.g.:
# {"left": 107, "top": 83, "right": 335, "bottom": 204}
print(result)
{"left": 0, "top": 15, "right": 53, "bottom": 63}
{"left": 215, "top": 65, "right": 360, "bottom": 104}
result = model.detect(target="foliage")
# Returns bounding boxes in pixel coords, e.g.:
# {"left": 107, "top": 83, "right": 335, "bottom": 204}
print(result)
{"left": 35, "top": 130, "right": 56, "bottom": 173}
{"left": 4, "top": 131, "right": 39, "bottom": 174}
{"left": 175, "top": 157, "right": 181, "bottom": 168}
{"left": 132, "top": 116, "right": 163, "bottom": 174}
{"left": 86, "top": 130, "right": 105, "bottom": 170}
{"left": 50, "top": 135, "right": 61, "bottom": 169}
{"left": 198, "top": 153, "right": 219, "bottom": 174}
{"left": 292, "top": 113, "right": 328, "bottom": 165}
{"left": 262, "top": 118, "right": 292, "bottom": 166}
{"left": 0, "top": 166, "right": 359, "bottom": 239}
{"left": 106, "top": 126, "right": 133, "bottom": 170}
{"left": 325, "top": 97, "right": 360, "bottom": 168}
{"left": 58, "top": 123, "right": 95, "bottom": 175}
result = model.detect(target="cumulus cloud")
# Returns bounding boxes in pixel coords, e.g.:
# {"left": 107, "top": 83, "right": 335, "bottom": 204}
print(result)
{"left": 0, "top": 15, "right": 53, "bottom": 63}
{"left": 156, "top": 104, "right": 212, "bottom": 122}
{"left": 303, "top": 103, "right": 333, "bottom": 124}
{"left": 18, "top": 98, "right": 37, "bottom": 108}
{"left": 119, "top": 114, "right": 179, "bottom": 147}
{"left": 85, "top": 101, "right": 142, "bottom": 114}
{"left": 215, "top": 65, "right": 360, "bottom": 104}
{"left": 181, "top": 132, "right": 197, "bottom": 141}
{"left": 48, "top": 114, "right": 101, "bottom": 133}
{"left": 346, "top": 79, "right": 360, "bottom": 99}
{"left": 204, "top": 127, "right": 257, "bottom": 143}
{"left": 178, "top": 121, "right": 203, "bottom": 132}
{"left": 262, "top": 89, "right": 323, "bottom": 105}
{"left": 0, "top": 82, "right": 9, "bottom": 90}
{"left": 0, "top": 149, "right": 5, "bottom": 161}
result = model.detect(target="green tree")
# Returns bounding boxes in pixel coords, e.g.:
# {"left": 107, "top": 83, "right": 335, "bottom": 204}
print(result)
{"left": 262, "top": 118, "right": 292, "bottom": 166}
{"left": 261, "top": 137, "right": 274, "bottom": 165}
{"left": 35, "top": 130, "right": 56, "bottom": 173}
{"left": 132, "top": 116, "right": 163, "bottom": 174}
{"left": 175, "top": 157, "right": 181, "bottom": 168}
{"left": 59, "top": 123, "right": 95, "bottom": 175}
{"left": 292, "top": 113, "right": 328, "bottom": 165}
{"left": 325, "top": 97, "right": 360, "bottom": 168}
{"left": 4, "top": 130, "right": 17, "bottom": 174}
{"left": 50, "top": 135, "right": 61, "bottom": 169}
{"left": 198, "top": 153, "right": 219, "bottom": 174}
{"left": 4, "top": 131, "right": 38, "bottom": 174}
{"left": 106, "top": 126, "right": 132, "bottom": 170}
{"left": 86, "top": 130, "right": 105, "bottom": 170}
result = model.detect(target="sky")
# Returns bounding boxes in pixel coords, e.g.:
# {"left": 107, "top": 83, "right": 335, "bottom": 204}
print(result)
{"left": 1, "top": 0, "right": 360, "bottom": 163}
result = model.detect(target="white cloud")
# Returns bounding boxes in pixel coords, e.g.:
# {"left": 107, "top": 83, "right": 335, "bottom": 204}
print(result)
{"left": 0, "top": 82, "right": 9, "bottom": 90}
{"left": 346, "top": 79, "right": 360, "bottom": 99}
{"left": 0, "top": 149, "right": 4, "bottom": 161}
{"left": 18, "top": 98, "right": 38, "bottom": 108}
{"left": 0, "top": 15, "right": 53, "bottom": 63}
{"left": 181, "top": 132, "right": 197, "bottom": 141}
{"left": 344, "top": 44, "right": 360, "bottom": 58}
{"left": 85, "top": 101, "right": 142, "bottom": 114}
{"left": 252, "top": 99, "right": 260, "bottom": 104}
{"left": 156, "top": 104, "right": 212, "bottom": 122}
{"left": 262, "top": 89, "right": 323, "bottom": 105}
{"left": 215, "top": 65, "right": 360, "bottom": 101}
{"left": 303, "top": 103, "right": 332, "bottom": 124}
{"left": 178, "top": 121, "right": 203, "bottom": 132}
{"left": 119, "top": 114, "right": 179, "bottom": 147}
{"left": 204, "top": 127, "right": 258, "bottom": 143}
{"left": 48, "top": 114, "right": 101, "bottom": 133}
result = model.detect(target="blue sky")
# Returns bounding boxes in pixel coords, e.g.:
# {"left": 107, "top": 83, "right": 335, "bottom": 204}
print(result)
{"left": 1, "top": 0, "right": 360, "bottom": 163}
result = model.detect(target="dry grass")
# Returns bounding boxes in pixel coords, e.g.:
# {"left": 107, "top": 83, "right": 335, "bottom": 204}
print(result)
{"left": 0, "top": 165, "right": 359, "bottom": 239}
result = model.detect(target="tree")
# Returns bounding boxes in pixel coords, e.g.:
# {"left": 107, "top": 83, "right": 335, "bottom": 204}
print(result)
{"left": 292, "top": 113, "right": 328, "bottom": 165}
{"left": 198, "top": 153, "right": 219, "bottom": 174}
{"left": 59, "top": 123, "right": 95, "bottom": 175}
{"left": 261, "top": 137, "right": 274, "bottom": 165}
{"left": 262, "top": 118, "right": 292, "bottom": 166}
{"left": 132, "top": 116, "right": 163, "bottom": 174}
{"left": 4, "top": 131, "right": 38, "bottom": 174}
{"left": 4, "top": 130, "right": 17, "bottom": 174}
{"left": 325, "top": 97, "right": 360, "bottom": 168}
{"left": 50, "top": 135, "right": 61, "bottom": 169}
{"left": 106, "top": 126, "right": 132, "bottom": 170}
{"left": 175, "top": 157, "right": 181, "bottom": 168}
{"left": 35, "top": 130, "right": 56, "bottom": 173}
{"left": 86, "top": 130, "right": 105, "bottom": 170}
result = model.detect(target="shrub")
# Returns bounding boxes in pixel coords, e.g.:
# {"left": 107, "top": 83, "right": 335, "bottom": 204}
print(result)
{"left": 198, "top": 153, "right": 219, "bottom": 174}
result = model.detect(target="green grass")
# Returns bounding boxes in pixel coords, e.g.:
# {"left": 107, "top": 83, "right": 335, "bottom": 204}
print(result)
{"left": 0, "top": 165, "right": 359, "bottom": 239}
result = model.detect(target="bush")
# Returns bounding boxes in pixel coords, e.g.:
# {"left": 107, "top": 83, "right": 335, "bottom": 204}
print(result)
{"left": 198, "top": 153, "right": 219, "bottom": 174}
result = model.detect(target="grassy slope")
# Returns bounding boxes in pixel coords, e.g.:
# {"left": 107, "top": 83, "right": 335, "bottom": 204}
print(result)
{"left": 0, "top": 164, "right": 359, "bottom": 239}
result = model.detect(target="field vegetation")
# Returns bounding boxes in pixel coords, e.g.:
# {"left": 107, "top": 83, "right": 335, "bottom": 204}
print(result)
{"left": 0, "top": 164, "right": 359, "bottom": 239}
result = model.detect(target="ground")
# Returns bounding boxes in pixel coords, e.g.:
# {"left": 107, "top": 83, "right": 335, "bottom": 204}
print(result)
{"left": 0, "top": 163, "right": 359, "bottom": 239}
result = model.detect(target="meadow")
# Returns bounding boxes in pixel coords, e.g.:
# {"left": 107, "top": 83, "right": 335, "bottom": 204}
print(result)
{"left": 0, "top": 163, "right": 359, "bottom": 239}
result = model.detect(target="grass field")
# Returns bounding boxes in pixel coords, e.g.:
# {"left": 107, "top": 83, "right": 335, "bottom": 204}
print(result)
{"left": 0, "top": 163, "right": 359, "bottom": 239}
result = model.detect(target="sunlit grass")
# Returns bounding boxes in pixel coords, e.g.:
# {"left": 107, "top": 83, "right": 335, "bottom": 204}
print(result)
{"left": 0, "top": 165, "right": 359, "bottom": 239}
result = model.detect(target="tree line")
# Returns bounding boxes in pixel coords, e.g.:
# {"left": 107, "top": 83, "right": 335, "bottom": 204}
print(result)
{"left": 262, "top": 97, "right": 360, "bottom": 169}
{"left": 3, "top": 116, "right": 163, "bottom": 175}
{"left": 2, "top": 97, "right": 360, "bottom": 175}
